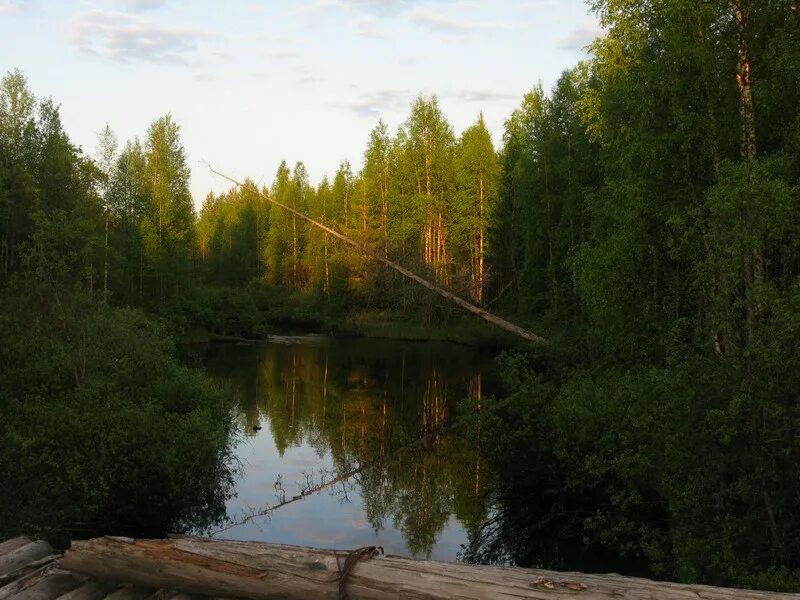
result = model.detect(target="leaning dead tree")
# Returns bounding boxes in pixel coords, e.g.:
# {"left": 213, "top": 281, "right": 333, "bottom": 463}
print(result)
{"left": 203, "top": 163, "right": 548, "bottom": 345}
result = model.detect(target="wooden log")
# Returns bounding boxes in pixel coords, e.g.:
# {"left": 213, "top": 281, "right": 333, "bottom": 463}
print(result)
{"left": 61, "top": 536, "right": 800, "bottom": 600}
{"left": 0, "top": 541, "right": 53, "bottom": 577}
{"left": 11, "top": 571, "right": 83, "bottom": 600}
{"left": 57, "top": 581, "right": 116, "bottom": 600}
{"left": 104, "top": 585, "right": 154, "bottom": 600}
{"left": 0, "top": 537, "right": 32, "bottom": 557}
{"left": 0, "top": 565, "right": 82, "bottom": 600}
{"left": 0, "top": 561, "right": 54, "bottom": 600}
{"left": 0, "top": 555, "right": 60, "bottom": 586}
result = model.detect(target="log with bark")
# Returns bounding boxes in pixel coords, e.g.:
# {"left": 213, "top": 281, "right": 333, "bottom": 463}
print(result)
{"left": 61, "top": 536, "right": 800, "bottom": 600}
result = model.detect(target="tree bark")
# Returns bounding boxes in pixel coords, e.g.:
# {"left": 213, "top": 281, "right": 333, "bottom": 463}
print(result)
{"left": 103, "top": 214, "right": 109, "bottom": 303}
{"left": 61, "top": 536, "right": 800, "bottom": 600}
{"left": 381, "top": 165, "right": 389, "bottom": 258}
{"left": 733, "top": 0, "right": 756, "bottom": 162}
{"left": 478, "top": 176, "right": 485, "bottom": 305}
{"left": 0, "top": 541, "right": 53, "bottom": 578}
{"left": 732, "top": 0, "right": 762, "bottom": 345}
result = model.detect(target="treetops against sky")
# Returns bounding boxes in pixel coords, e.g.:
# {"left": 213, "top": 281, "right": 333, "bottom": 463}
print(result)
{"left": 0, "top": 0, "right": 600, "bottom": 205}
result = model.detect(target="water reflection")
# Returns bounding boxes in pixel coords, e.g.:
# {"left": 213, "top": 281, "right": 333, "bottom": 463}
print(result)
{"left": 201, "top": 337, "right": 497, "bottom": 559}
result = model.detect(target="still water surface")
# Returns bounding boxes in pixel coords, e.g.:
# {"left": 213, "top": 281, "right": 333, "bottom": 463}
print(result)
{"left": 201, "top": 336, "right": 499, "bottom": 560}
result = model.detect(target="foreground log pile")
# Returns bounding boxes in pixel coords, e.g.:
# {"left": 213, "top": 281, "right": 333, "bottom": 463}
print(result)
{"left": 3, "top": 535, "right": 800, "bottom": 600}
{"left": 0, "top": 536, "right": 185, "bottom": 600}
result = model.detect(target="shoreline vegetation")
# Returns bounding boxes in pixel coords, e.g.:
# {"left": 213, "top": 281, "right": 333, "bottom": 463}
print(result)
{"left": 180, "top": 310, "right": 522, "bottom": 348}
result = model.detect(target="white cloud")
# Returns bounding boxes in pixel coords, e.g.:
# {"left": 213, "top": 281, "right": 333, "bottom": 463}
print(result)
{"left": 0, "top": 0, "right": 28, "bottom": 15}
{"left": 111, "top": 0, "right": 167, "bottom": 11}
{"left": 300, "top": 0, "right": 345, "bottom": 14}
{"left": 516, "top": 0, "right": 556, "bottom": 10}
{"left": 346, "top": 86, "right": 515, "bottom": 119}
{"left": 447, "top": 89, "right": 517, "bottom": 103}
{"left": 67, "top": 10, "right": 214, "bottom": 65}
{"left": 347, "top": 88, "right": 414, "bottom": 118}
{"left": 296, "top": 75, "right": 324, "bottom": 85}
{"left": 408, "top": 8, "right": 507, "bottom": 33}
{"left": 556, "top": 22, "right": 605, "bottom": 51}
{"left": 355, "top": 16, "right": 389, "bottom": 38}
{"left": 268, "top": 49, "right": 299, "bottom": 61}
{"left": 303, "top": 0, "right": 459, "bottom": 18}
{"left": 346, "top": 0, "right": 415, "bottom": 16}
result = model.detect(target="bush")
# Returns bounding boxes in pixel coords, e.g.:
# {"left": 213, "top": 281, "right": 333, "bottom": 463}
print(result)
{"left": 0, "top": 282, "right": 237, "bottom": 548}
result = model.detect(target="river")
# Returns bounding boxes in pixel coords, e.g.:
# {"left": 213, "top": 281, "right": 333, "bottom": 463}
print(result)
{"left": 199, "top": 336, "right": 501, "bottom": 560}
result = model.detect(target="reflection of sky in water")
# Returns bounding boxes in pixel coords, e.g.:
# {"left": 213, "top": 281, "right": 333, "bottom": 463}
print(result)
{"left": 224, "top": 424, "right": 467, "bottom": 560}
{"left": 204, "top": 338, "right": 497, "bottom": 561}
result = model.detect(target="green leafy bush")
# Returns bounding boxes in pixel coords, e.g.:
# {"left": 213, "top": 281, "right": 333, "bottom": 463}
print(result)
{"left": 0, "top": 283, "right": 237, "bottom": 548}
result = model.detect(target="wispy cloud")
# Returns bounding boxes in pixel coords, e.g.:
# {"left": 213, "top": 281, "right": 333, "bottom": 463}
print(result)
{"left": 346, "top": 0, "right": 415, "bottom": 17}
{"left": 268, "top": 49, "right": 299, "bottom": 61}
{"left": 354, "top": 16, "right": 389, "bottom": 38}
{"left": 408, "top": 8, "right": 507, "bottom": 33}
{"left": 299, "top": 0, "right": 345, "bottom": 14}
{"left": 111, "top": 0, "right": 167, "bottom": 12}
{"left": 556, "top": 22, "right": 604, "bottom": 51}
{"left": 347, "top": 88, "right": 414, "bottom": 118}
{"left": 0, "top": 0, "right": 28, "bottom": 15}
{"left": 68, "top": 10, "right": 214, "bottom": 65}
{"left": 296, "top": 75, "right": 323, "bottom": 85}
{"left": 516, "top": 0, "right": 556, "bottom": 10}
{"left": 302, "top": 0, "right": 412, "bottom": 17}
{"left": 346, "top": 85, "right": 515, "bottom": 119}
{"left": 447, "top": 89, "right": 517, "bottom": 103}
{"left": 303, "top": 0, "right": 458, "bottom": 18}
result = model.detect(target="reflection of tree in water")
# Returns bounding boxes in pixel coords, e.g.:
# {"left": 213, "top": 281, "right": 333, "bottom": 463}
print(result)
{"left": 203, "top": 340, "right": 496, "bottom": 557}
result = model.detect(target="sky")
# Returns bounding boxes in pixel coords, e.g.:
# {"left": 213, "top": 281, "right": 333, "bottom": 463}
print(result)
{"left": 0, "top": 0, "right": 601, "bottom": 206}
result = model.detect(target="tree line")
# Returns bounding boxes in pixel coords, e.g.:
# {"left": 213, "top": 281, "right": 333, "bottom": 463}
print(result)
{"left": 196, "top": 103, "right": 500, "bottom": 323}
{"left": 464, "top": 0, "right": 800, "bottom": 591}
{"left": 0, "top": 71, "right": 233, "bottom": 547}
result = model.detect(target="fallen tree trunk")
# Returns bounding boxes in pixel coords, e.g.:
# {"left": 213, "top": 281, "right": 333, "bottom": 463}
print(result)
{"left": 62, "top": 536, "right": 798, "bottom": 600}
{"left": 202, "top": 164, "right": 549, "bottom": 346}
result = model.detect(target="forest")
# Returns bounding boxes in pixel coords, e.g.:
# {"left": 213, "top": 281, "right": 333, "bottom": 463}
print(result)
{"left": 1, "top": 0, "right": 800, "bottom": 592}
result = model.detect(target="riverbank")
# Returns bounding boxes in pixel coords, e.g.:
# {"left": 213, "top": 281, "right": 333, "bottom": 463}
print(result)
{"left": 180, "top": 310, "right": 524, "bottom": 348}
{"left": 327, "top": 311, "right": 522, "bottom": 347}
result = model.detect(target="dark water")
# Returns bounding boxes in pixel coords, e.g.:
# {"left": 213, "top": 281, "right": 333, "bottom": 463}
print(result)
{"left": 200, "top": 336, "right": 499, "bottom": 560}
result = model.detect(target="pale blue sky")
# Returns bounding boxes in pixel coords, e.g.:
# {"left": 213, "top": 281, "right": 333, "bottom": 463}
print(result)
{"left": 1, "top": 0, "right": 601, "bottom": 205}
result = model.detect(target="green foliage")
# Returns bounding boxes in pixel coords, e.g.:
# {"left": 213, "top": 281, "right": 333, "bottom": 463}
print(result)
{"left": 0, "top": 69, "right": 235, "bottom": 549}
{"left": 0, "top": 283, "right": 235, "bottom": 547}
{"left": 469, "top": 350, "right": 800, "bottom": 590}
{"left": 494, "top": 68, "right": 600, "bottom": 330}
{"left": 195, "top": 95, "right": 503, "bottom": 326}
{"left": 466, "top": 0, "right": 800, "bottom": 592}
